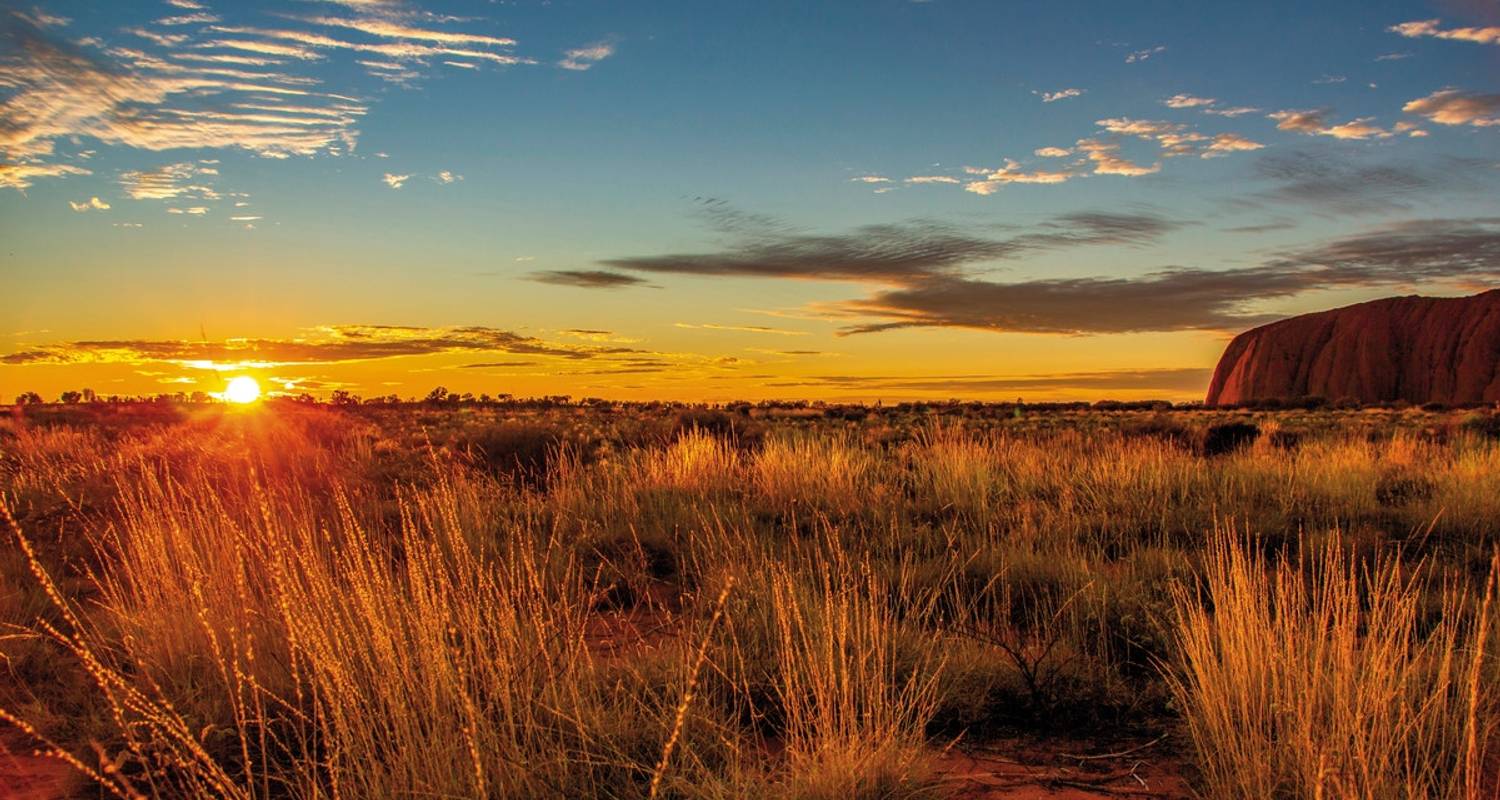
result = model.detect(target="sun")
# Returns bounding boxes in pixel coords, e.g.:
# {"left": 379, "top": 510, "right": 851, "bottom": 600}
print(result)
{"left": 224, "top": 376, "right": 262, "bottom": 404}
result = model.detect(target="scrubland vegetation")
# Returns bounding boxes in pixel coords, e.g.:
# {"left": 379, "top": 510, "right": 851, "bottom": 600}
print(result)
{"left": 1, "top": 400, "right": 1498, "bottom": 798}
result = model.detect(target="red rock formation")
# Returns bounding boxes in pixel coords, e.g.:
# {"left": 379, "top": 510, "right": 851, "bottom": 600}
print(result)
{"left": 1206, "top": 290, "right": 1500, "bottom": 406}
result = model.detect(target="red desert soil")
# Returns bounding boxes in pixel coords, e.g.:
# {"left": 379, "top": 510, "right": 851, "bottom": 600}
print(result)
{"left": 933, "top": 737, "right": 1191, "bottom": 799}
{"left": 1, "top": 733, "right": 82, "bottom": 800}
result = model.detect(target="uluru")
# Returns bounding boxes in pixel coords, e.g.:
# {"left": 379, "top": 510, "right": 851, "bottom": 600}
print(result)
{"left": 1206, "top": 290, "right": 1500, "bottom": 407}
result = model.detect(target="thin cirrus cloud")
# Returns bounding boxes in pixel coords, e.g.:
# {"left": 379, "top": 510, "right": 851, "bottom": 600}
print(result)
{"left": 674, "top": 323, "right": 809, "bottom": 336}
{"left": 1125, "top": 45, "right": 1166, "bottom": 63}
{"left": 558, "top": 40, "right": 616, "bottom": 71}
{"left": 120, "top": 162, "right": 220, "bottom": 200}
{"left": 0, "top": 2, "right": 535, "bottom": 194}
{"left": 767, "top": 367, "right": 1214, "bottom": 394}
{"left": 0, "top": 324, "right": 650, "bottom": 368}
{"left": 528, "top": 270, "right": 651, "bottom": 289}
{"left": 1162, "top": 94, "right": 1260, "bottom": 117}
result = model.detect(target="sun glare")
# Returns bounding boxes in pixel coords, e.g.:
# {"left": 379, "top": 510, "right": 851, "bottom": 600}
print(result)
{"left": 224, "top": 376, "right": 262, "bottom": 404}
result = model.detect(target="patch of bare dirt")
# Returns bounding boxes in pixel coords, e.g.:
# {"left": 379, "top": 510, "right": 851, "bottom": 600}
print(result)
{"left": 932, "top": 735, "right": 1193, "bottom": 799}
{"left": 1, "top": 732, "right": 81, "bottom": 800}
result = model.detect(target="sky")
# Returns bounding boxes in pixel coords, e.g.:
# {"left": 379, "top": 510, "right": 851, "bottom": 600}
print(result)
{"left": 2, "top": 0, "right": 1499, "bottom": 403}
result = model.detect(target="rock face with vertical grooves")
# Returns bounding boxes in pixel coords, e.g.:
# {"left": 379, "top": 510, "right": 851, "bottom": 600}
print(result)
{"left": 1206, "top": 291, "right": 1500, "bottom": 406}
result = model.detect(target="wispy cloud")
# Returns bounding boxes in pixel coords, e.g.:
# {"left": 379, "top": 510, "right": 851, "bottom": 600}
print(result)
{"left": 0, "top": 2, "right": 527, "bottom": 191}
{"left": 1163, "top": 93, "right": 1216, "bottom": 109}
{"left": 594, "top": 202, "right": 1500, "bottom": 337}
{"left": 601, "top": 206, "right": 1178, "bottom": 285}
{"left": 68, "top": 196, "right": 109, "bottom": 211}
{"left": 1125, "top": 45, "right": 1166, "bottom": 63}
{"left": 120, "top": 161, "right": 219, "bottom": 200}
{"left": 529, "top": 270, "right": 650, "bottom": 289}
{"left": 1035, "top": 87, "right": 1084, "bottom": 103}
{"left": 1, "top": 324, "right": 648, "bottom": 368}
{"left": 963, "top": 160, "right": 1077, "bottom": 194}
{"left": 1240, "top": 150, "right": 1481, "bottom": 216}
{"left": 769, "top": 367, "right": 1213, "bottom": 394}
{"left": 674, "top": 323, "right": 809, "bottom": 336}
{"left": 1268, "top": 109, "right": 1391, "bottom": 139}
{"left": 558, "top": 39, "right": 615, "bottom": 71}
{"left": 1389, "top": 19, "right": 1500, "bottom": 46}
{"left": 382, "top": 172, "right": 410, "bottom": 188}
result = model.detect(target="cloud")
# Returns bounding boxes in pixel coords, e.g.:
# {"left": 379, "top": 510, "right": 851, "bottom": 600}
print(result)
{"left": 435, "top": 170, "right": 462, "bottom": 183}
{"left": 850, "top": 175, "right": 892, "bottom": 184}
{"left": 826, "top": 218, "right": 1500, "bottom": 335}
{"left": 770, "top": 367, "right": 1213, "bottom": 394}
{"left": 458, "top": 360, "right": 536, "bottom": 369}
{"left": 206, "top": 24, "right": 531, "bottom": 68}
{"left": 382, "top": 172, "right": 410, "bottom": 188}
{"left": 1268, "top": 109, "right": 1391, "bottom": 139}
{"left": 298, "top": 15, "right": 517, "bottom": 49}
{"left": 602, "top": 219, "right": 1024, "bottom": 283}
{"left": 963, "top": 160, "right": 1077, "bottom": 194}
{"left": 68, "top": 196, "right": 109, "bottom": 211}
{"left": 1034, "top": 147, "right": 1072, "bottom": 158}
{"left": 905, "top": 175, "right": 960, "bottom": 184}
{"left": 1312, "top": 74, "right": 1347, "bottom": 85}
{"left": 1388, "top": 19, "right": 1500, "bottom": 46}
{"left": 1402, "top": 88, "right": 1500, "bottom": 127}
{"left": 1096, "top": 117, "right": 1209, "bottom": 156}
{"left": 1, "top": 324, "right": 647, "bottom": 368}
{"left": 1035, "top": 88, "right": 1083, "bottom": 103}
{"left": 1205, "top": 132, "right": 1265, "bottom": 156}
{"left": 595, "top": 203, "right": 1500, "bottom": 337}
{"left": 1075, "top": 138, "right": 1159, "bottom": 176}
{"left": 0, "top": 1, "right": 532, "bottom": 189}
{"left": 600, "top": 207, "right": 1178, "bottom": 286}
{"left": 1204, "top": 105, "right": 1260, "bottom": 117}
{"left": 0, "top": 13, "right": 369, "bottom": 186}
{"left": 1376, "top": 51, "right": 1412, "bottom": 61}
{"left": 1163, "top": 94, "right": 1216, "bottom": 109}
{"left": 120, "top": 161, "right": 219, "bottom": 200}
{"left": 1125, "top": 45, "right": 1166, "bottom": 63}
{"left": 1243, "top": 150, "right": 1483, "bottom": 215}
{"left": 558, "top": 39, "right": 615, "bottom": 71}
{"left": 674, "top": 323, "right": 808, "bottom": 336}
{"left": 529, "top": 269, "right": 650, "bottom": 289}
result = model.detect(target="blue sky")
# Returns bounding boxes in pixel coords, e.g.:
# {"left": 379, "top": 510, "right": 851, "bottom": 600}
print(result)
{"left": 2, "top": 0, "right": 1498, "bottom": 401}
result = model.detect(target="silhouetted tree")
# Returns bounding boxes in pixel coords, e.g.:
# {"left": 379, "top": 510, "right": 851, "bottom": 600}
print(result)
{"left": 59, "top": 390, "right": 82, "bottom": 404}
{"left": 15, "top": 391, "right": 43, "bottom": 405}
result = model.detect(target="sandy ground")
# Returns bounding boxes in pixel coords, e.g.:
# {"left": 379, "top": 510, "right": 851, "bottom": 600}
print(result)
{"left": 1, "top": 734, "right": 81, "bottom": 800}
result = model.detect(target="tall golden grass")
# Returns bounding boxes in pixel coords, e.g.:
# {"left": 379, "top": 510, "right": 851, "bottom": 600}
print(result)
{"left": 1, "top": 407, "right": 1497, "bottom": 798}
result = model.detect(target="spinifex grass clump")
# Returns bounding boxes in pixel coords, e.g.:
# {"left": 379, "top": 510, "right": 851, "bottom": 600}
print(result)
{"left": 1167, "top": 531, "right": 1499, "bottom": 799}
